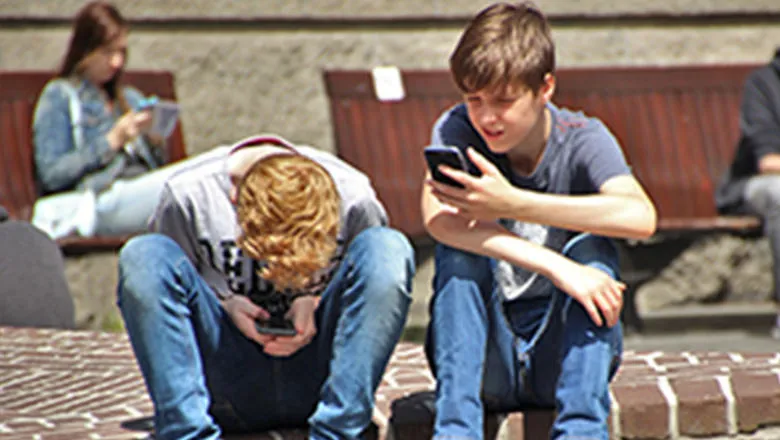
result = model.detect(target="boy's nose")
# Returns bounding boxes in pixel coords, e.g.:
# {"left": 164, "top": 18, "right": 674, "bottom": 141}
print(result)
{"left": 479, "top": 108, "right": 499, "bottom": 125}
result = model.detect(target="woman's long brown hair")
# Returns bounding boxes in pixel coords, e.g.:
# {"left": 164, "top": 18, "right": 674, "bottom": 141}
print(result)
{"left": 58, "top": 1, "right": 129, "bottom": 111}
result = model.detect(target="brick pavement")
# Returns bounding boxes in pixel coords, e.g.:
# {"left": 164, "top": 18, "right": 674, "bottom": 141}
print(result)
{"left": 1, "top": 326, "right": 780, "bottom": 439}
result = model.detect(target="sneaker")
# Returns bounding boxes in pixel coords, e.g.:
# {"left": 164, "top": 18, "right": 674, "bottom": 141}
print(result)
{"left": 31, "top": 190, "right": 89, "bottom": 239}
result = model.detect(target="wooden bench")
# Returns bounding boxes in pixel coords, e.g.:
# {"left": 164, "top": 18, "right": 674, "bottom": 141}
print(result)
{"left": 323, "top": 64, "right": 763, "bottom": 331}
{"left": 0, "top": 70, "right": 187, "bottom": 255}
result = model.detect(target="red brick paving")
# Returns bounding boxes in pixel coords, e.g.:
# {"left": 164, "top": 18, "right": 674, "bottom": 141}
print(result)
{"left": 1, "top": 327, "right": 780, "bottom": 439}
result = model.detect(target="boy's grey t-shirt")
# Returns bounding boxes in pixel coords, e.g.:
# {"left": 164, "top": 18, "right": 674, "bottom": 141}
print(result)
{"left": 148, "top": 143, "right": 388, "bottom": 300}
{"left": 432, "top": 103, "right": 631, "bottom": 301}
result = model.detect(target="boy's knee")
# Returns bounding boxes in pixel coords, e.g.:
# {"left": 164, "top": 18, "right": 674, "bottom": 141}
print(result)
{"left": 118, "top": 234, "right": 181, "bottom": 276}
{"left": 434, "top": 244, "right": 490, "bottom": 277}
{"left": 432, "top": 246, "right": 493, "bottom": 302}
{"left": 118, "top": 234, "right": 186, "bottom": 306}
{"left": 355, "top": 226, "right": 412, "bottom": 260}
{"left": 351, "top": 227, "right": 415, "bottom": 284}
{"left": 565, "top": 300, "right": 622, "bottom": 346}
{"left": 562, "top": 234, "right": 619, "bottom": 279}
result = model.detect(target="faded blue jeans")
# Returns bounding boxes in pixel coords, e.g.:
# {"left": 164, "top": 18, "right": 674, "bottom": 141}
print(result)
{"left": 744, "top": 174, "right": 780, "bottom": 303}
{"left": 117, "top": 227, "right": 414, "bottom": 440}
{"left": 425, "top": 233, "right": 623, "bottom": 440}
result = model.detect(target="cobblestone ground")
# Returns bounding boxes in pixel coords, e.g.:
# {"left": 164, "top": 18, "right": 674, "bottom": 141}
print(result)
{"left": 1, "top": 327, "right": 780, "bottom": 439}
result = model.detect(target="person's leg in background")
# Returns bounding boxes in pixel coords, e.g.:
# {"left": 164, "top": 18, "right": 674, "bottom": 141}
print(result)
{"left": 95, "top": 148, "right": 225, "bottom": 236}
{"left": 743, "top": 175, "right": 780, "bottom": 339}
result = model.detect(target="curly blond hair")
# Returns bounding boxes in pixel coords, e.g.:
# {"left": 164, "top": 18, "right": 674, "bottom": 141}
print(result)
{"left": 236, "top": 154, "right": 340, "bottom": 291}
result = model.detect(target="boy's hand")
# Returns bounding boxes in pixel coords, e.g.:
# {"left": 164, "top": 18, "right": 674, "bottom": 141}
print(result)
{"left": 552, "top": 260, "right": 625, "bottom": 327}
{"left": 261, "top": 295, "right": 319, "bottom": 357}
{"left": 221, "top": 295, "right": 272, "bottom": 345}
{"left": 428, "top": 147, "right": 526, "bottom": 221}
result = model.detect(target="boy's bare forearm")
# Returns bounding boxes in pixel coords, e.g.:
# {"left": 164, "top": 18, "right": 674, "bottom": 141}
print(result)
{"left": 508, "top": 190, "right": 656, "bottom": 240}
{"left": 425, "top": 211, "right": 572, "bottom": 283}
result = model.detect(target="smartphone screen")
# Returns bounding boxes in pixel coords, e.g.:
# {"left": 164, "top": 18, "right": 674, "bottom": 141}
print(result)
{"left": 255, "top": 316, "right": 297, "bottom": 336}
{"left": 424, "top": 145, "right": 468, "bottom": 188}
{"left": 149, "top": 101, "right": 180, "bottom": 139}
{"left": 135, "top": 96, "right": 159, "bottom": 112}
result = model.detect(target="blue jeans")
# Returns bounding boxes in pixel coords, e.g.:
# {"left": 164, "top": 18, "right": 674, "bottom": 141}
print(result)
{"left": 117, "top": 227, "right": 414, "bottom": 440}
{"left": 425, "top": 233, "right": 623, "bottom": 440}
{"left": 744, "top": 175, "right": 780, "bottom": 303}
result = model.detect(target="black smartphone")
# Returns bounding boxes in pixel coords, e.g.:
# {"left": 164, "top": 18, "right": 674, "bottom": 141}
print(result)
{"left": 255, "top": 315, "right": 297, "bottom": 336}
{"left": 424, "top": 145, "right": 468, "bottom": 189}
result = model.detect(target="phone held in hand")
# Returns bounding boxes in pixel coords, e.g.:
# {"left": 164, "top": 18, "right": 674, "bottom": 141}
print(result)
{"left": 424, "top": 145, "right": 468, "bottom": 188}
{"left": 255, "top": 315, "right": 297, "bottom": 337}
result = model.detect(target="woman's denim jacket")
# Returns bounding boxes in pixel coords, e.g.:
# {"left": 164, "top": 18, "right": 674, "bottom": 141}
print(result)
{"left": 32, "top": 77, "right": 164, "bottom": 196}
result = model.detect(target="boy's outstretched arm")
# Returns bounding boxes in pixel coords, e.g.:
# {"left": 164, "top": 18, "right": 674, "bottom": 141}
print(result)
{"left": 430, "top": 147, "right": 657, "bottom": 240}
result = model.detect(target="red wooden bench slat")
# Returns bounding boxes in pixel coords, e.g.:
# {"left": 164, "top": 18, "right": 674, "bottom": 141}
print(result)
{"left": 0, "top": 101, "right": 38, "bottom": 221}
{"left": 11, "top": 100, "right": 38, "bottom": 208}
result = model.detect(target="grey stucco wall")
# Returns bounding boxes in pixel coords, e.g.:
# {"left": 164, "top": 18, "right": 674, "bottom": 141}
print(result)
{"left": 2, "top": 1, "right": 779, "bottom": 329}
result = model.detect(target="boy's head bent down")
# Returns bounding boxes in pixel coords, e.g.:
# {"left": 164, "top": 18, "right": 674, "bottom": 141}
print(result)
{"left": 228, "top": 140, "right": 341, "bottom": 292}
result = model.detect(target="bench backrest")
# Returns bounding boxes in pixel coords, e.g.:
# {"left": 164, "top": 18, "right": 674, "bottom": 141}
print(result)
{"left": 324, "top": 65, "right": 761, "bottom": 241}
{"left": 0, "top": 70, "right": 186, "bottom": 252}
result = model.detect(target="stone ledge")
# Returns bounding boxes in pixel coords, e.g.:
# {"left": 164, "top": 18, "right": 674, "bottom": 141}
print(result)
{"left": 1, "top": 327, "right": 779, "bottom": 439}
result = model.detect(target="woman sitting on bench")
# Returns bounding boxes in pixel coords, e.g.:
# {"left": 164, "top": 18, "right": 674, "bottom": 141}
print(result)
{"left": 31, "top": 0, "right": 211, "bottom": 239}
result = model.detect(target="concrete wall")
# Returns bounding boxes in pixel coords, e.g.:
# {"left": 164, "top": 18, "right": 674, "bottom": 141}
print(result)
{"left": 2, "top": 0, "right": 779, "bottom": 329}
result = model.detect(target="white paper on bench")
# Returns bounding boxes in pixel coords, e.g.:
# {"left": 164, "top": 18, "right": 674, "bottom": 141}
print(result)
{"left": 372, "top": 66, "right": 405, "bottom": 102}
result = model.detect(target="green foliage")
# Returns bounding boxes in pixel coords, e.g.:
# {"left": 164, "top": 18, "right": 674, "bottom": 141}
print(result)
{"left": 101, "top": 308, "right": 126, "bottom": 333}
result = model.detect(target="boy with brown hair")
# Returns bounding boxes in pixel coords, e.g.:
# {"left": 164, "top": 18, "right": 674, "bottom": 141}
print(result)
{"left": 118, "top": 135, "right": 414, "bottom": 439}
{"left": 421, "top": 2, "right": 657, "bottom": 439}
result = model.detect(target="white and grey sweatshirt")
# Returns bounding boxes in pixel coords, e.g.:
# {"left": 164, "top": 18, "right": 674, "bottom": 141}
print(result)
{"left": 148, "top": 136, "right": 388, "bottom": 301}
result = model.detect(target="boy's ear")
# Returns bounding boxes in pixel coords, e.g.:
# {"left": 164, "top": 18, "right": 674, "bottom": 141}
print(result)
{"left": 539, "top": 73, "right": 556, "bottom": 103}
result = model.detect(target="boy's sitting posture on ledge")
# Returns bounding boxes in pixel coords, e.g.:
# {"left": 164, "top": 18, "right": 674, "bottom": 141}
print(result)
{"left": 421, "top": 2, "right": 657, "bottom": 439}
{"left": 118, "top": 135, "right": 414, "bottom": 439}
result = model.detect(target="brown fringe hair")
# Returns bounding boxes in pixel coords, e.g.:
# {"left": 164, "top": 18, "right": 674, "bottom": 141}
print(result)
{"left": 450, "top": 1, "right": 555, "bottom": 95}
